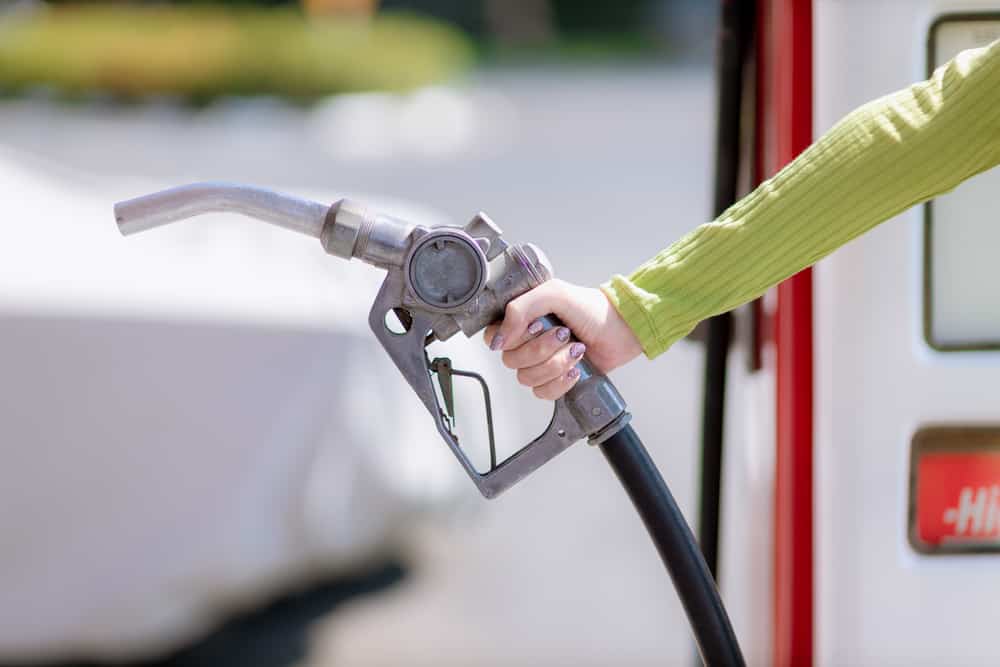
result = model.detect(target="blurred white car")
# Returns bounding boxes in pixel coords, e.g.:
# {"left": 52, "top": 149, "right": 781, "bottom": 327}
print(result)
{"left": 0, "top": 153, "right": 496, "bottom": 662}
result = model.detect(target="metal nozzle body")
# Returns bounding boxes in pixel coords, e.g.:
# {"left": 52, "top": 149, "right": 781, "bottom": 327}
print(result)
{"left": 114, "top": 182, "right": 331, "bottom": 239}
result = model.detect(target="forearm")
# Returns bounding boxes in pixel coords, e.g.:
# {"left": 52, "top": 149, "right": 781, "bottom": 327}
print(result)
{"left": 603, "top": 39, "right": 1000, "bottom": 358}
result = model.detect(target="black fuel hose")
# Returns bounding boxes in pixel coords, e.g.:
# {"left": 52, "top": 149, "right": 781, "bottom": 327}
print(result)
{"left": 600, "top": 425, "right": 745, "bottom": 666}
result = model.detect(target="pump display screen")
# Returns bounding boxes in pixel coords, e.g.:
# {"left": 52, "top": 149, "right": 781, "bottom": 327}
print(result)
{"left": 909, "top": 427, "right": 1000, "bottom": 554}
{"left": 924, "top": 17, "right": 1000, "bottom": 350}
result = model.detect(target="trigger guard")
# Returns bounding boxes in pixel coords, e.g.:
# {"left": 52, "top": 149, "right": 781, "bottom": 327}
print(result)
{"left": 539, "top": 398, "right": 588, "bottom": 445}
{"left": 367, "top": 271, "right": 627, "bottom": 499}
{"left": 368, "top": 271, "right": 489, "bottom": 488}
{"left": 473, "top": 398, "right": 585, "bottom": 498}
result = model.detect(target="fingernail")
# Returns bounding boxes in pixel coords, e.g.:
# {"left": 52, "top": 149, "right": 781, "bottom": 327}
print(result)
{"left": 527, "top": 319, "right": 544, "bottom": 336}
{"left": 556, "top": 327, "right": 570, "bottom": 343}
{"left": 489, "top": 333, "right": 504, "bottom": 351}
{"left": 570, "top": 342, "right": 586, "bottom": 359}
{"left": 567, "top": 367, "right": 581, "bottom": 380}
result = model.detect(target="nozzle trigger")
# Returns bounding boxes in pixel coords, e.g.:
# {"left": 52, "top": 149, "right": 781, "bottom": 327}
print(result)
{"left": 430, "top": 357, "right": 456, "bottom": 422}
{"left": 429, "top": 357, "right": 498, "bottom": 471}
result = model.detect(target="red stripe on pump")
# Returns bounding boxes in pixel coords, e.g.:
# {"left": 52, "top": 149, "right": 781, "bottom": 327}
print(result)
{"left": 761, "top": 0, "right": 815, "bottom": 665}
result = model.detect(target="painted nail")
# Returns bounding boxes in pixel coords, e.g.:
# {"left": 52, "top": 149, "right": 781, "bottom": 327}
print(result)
{"left": 527, "top": 319, "right": 544, "bottom": 336}
{"left": 555, "top": 327, "right": 571, "bottom": 343}
{"left": 567, "top": 367, "right": 581, "bottom": 380}
{"left": 489, "top": 332, "right": 504, "bottom": 351}
{"left": 570, "top": 342, "right": 586, "bottom": 359}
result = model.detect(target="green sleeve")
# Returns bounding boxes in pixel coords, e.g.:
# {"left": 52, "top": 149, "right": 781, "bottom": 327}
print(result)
{"left": 601, "top": 39, "right": 1000, "bottom": 359}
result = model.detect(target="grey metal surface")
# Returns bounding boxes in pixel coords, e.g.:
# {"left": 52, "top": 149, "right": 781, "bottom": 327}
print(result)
{"left": 320, "top": 198, "right": 416, "bottom": 269}
{"left": 114, "top": 182, "right": 330, "bottom": 238}
{"left": 407, "top": 232, "right": 485, "bottom": 310}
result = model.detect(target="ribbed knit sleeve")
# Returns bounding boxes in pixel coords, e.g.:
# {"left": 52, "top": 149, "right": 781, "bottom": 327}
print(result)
{"left": 602, "top": 39, "right": 1000, "bottom": 359}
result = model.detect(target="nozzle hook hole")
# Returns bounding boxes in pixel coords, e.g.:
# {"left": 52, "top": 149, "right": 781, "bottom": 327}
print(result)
{"left": 384, "top": 308, "right": 413, "bottom": 336}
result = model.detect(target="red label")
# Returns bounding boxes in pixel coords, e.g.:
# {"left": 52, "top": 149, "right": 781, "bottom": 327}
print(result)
{"left": 916, "top": 452, "right": 1000, "bottom": 548}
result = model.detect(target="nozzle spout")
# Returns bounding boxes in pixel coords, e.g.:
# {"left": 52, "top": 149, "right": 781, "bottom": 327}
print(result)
{"left": 114, "top": 182, "right": 331, "bottom": 238}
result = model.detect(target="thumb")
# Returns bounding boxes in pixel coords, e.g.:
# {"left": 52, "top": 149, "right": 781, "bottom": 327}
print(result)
{"left": 491, "top": 279, "right": 574, "bottom": 351}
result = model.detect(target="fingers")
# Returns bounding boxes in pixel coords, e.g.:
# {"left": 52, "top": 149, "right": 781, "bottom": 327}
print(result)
{"left": 501, "top": 325, "right": 570, "bottom": 370}
{"left": 532, "top": 364, "right": 582, "bottom": 400}
{"left": 517, "top": 340, "right": 586, "bottom": 390}
{"left": 488, "top": 280, "right": 570, "bottom": 352}
{"left": 478, "top": 279, "right": 587, "bottom": 400}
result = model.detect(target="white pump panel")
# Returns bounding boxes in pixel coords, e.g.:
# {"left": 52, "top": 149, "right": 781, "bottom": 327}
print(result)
{"left": 814, "top": 2, "right": 1000, "bottom": 664}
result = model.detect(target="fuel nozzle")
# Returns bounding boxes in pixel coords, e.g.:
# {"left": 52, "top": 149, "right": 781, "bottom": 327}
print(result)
{"left": 114, "top": 182, "right": 415, "bottom": 270}
{"left": 115, "top": 182, "right": 626, "bottom": 499}
{"left": 114, "top": 182, "right": 331, "bottom": 239}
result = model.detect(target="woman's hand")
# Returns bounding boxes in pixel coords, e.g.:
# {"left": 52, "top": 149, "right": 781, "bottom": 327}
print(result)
{"left": 482, "top": 279, "right": 643, "bottom": 400}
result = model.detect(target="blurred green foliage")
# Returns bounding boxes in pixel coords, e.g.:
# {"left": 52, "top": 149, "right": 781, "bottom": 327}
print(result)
{"left": 0, "top": 5, "right": 474, "bottom": 102}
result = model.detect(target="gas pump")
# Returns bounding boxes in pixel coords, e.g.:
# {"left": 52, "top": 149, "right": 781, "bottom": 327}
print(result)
{"left": 814, "top": 7, "right": 1000, "bottom": 665}
{"left": 712, "top": 3, "right": 1000, "bottom": 665}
